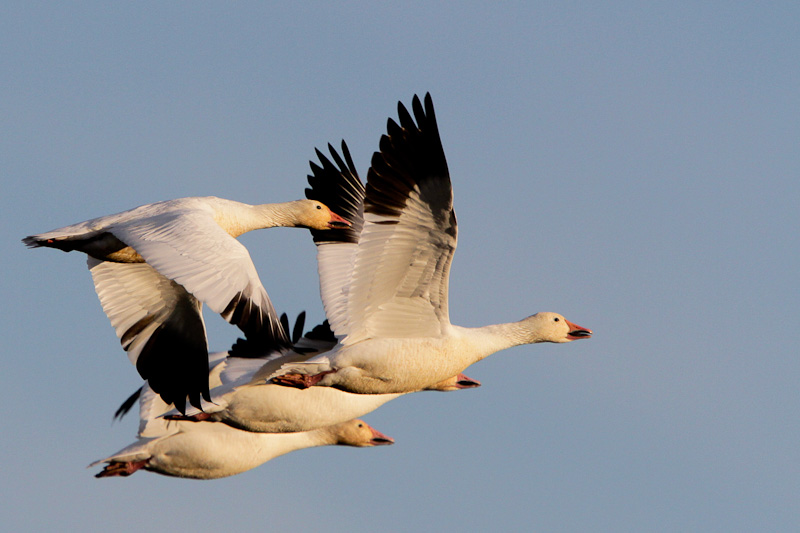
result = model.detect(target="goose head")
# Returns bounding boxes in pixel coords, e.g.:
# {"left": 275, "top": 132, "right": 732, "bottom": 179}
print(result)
{"left": 295, "top": 200, "right": 351, "bottom": 230}
{"left": 334, "top": 419, "right": 395, "bottom": 447}
{"left": 523, "top": 312, "right": 592, "bottom": 343}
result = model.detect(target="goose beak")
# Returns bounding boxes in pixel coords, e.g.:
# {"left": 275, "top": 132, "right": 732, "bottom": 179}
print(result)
{"left": 369, "top": 428, "right": 395, "bottom": 446}
{"left": 565, "top": 320, "right": 592, "bottom": 340}
{"left": 327, "top": 210, "right": 351, "bottom": 229}
{"left": 454, "top": 373, "right": 481, "bottom": 389}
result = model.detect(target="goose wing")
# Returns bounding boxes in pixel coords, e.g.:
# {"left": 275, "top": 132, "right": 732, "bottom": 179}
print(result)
{"left": 219, "top": 312, "right": 307, "bottom": 387}
{"left": 89, "top": 258, "right": 209, "bottom": 412}
{"left": 305, "top": 141, "right": 366, "bottom": 339}
{"left": 109, "top": 208, "right": 290, "bottom": 351}
{"left": 344, "top": 93, "right": 457, "bottom": 345}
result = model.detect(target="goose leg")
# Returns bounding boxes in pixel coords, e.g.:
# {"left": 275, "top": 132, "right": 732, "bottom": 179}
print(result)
{"left": 163, "top": 412, "right": 212, "bottom": 422}
{"left": 95, "top": 460, "right": 147, "bottom": 478}
{"left": 271, "top": 370, "right": 337, "bottom": 389}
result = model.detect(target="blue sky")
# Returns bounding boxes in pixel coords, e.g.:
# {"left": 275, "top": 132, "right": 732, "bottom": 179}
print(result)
{"left": 3, "top": 2, "right": 798, "bottom": 531}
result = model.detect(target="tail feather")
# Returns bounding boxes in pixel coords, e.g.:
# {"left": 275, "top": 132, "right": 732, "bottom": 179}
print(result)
{"left": 22, "top": 233, "right": 83, "bottom": 252}
{"left": 22, "top": 235, "right": 47, "bottom": 248}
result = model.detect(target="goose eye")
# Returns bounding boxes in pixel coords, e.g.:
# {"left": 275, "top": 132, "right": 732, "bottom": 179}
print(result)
{"left": 316, "top": 205, "right": 322, "bottom": 210}
{"left": 554, "top": 317, "right": 560, "bottom": 322}
{"left": 358, "top": 423, "right": 364, "bottom": 428}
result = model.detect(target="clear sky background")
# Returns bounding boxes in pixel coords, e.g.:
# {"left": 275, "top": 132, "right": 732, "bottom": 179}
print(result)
{"left": 3, "top": 2, "right": 798, "bottom": 532}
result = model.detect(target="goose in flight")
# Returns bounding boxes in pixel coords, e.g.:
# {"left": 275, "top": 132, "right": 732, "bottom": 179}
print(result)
{"left": 93, "top": 382, "right": 392, "bottom": 480}
{"left": 272, "top": 94, "right": 591, "bottom": 394}
{"left": 23, "top": 196, "right": 349, "bottom": 412}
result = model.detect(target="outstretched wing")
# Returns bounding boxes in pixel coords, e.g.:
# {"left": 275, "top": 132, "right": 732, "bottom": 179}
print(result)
{"left": 89, "top": 258, "right": 209, "bottom": 412}
{"left": 344, "top": 93, "right": 457, "bottom": 345}
{"left": 305, "top": 141, "right": 366, "bottom": 339}
{"left": 110, "top": 208, "right": 290, "bottom": 352}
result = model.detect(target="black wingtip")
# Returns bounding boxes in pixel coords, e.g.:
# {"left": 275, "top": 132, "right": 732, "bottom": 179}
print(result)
{"left": 306, "top": 139, "right": 365, "bottom": 245}
{"left": 132, "top": 311, "right": 210, "bottom": 416}
{"left": 304, "top": 319, "right": 336, "bottom": 343}
{"left": 365, "top": 92, "right": 451, "bottom": 221}
{"left": 292, "top": 311, "right": 307, "bottom": 345}
{"left": 279, "top": 313, "right": 290, "bottom": 338}
{"left": 113, "top": 386, "right": 143, "bottom": 421}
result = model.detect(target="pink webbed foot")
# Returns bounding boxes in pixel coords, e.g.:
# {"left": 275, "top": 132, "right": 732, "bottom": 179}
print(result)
{"left": 95, "top": 460, "right": 147, "bottom": 478}
{"left": 271, "top": 370, "right": 337, "bottom": 389}
{"left": 163, "top": 412, "right": 212, "bottom": 422}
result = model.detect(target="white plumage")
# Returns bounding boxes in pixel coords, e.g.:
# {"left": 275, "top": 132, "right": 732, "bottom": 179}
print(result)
{"left": 93, "top": 384, "right": 393, "bottom": 480}
{"left": 273, "top": 94, "right": 592, "bottom": 394}
{"left": 24, "top": 196, "right": 349, "bottom": 411}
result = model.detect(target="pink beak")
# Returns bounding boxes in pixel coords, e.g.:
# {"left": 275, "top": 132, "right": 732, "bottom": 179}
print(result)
{"left": 454, "top": 373, "right": 482, "bottom": 389}
{"left": 369, "top": 427, "right": 395, "bottom": 446}
{"left": 327, "top": 210, "right": 351, "bottom": 228}
{"left": 565, "top": 320, "right": 592, "bottom": 340}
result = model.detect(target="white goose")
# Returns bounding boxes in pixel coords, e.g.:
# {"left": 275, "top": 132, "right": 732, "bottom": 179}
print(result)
{"left": 165, "top": 313, "right": 481, "bottom": 433}
{"left": 93, "top": 383, "right": 392, "bottom": 480}
{"left": 272, "top": 94, "right": 592, "bottom": 394}
{"left": 23, "top": 197, "right": 349, "bottom": 412}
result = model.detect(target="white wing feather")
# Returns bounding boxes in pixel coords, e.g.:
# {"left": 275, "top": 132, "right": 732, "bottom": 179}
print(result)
{"left": 343, "top": 187, "right": 455, "bottom": 345}
{"left": 109, "top": 209, "right": 278, "bottom": 326}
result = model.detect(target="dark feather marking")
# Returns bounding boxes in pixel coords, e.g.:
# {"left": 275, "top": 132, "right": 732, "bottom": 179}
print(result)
{"left": 364, "top": 94, "right": 453, "bottom": 231}
{"left": 22, "top": 232, "right": 130, "bottom": 259}
{"left": 279, "top": 313, "right": 290, "bottom": 338}
{"left": 292, "top": 311, "right": 307, "bottom": 344}
{"left": 221, "top": 289, "right": 291, "bottom": 357}
{"left": 227, "top": 309, "right": 297, "bottom": 360}
{"left": 113, "top": 386, "right": 143, "bottom": 421}
{"left": 120, "top": 314, "right": 156, "bottom": 348}
{"left": 304, "top": 320, "right": 336, "bottom": 343}
{"left": 134, "top": 308, "right": 209, "bottom": 414}
{"left": 306, "top": 141, "right": 366, "bottom": 245}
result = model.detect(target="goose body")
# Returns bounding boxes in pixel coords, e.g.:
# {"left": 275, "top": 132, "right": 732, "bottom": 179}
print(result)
{"left": 167, "top": 316, "right": 480, "bottom": 433}
{"left": 272, "top": 94, "right": 592, "bottom": 394}
{"left": 201, "top": 370, "right": 480, "bottom": 433}
{"left": 93, "top": 385, "right": 392, "bottom": 479}
{"left": 23, "top": 196, "right": 349, "bottom": 411}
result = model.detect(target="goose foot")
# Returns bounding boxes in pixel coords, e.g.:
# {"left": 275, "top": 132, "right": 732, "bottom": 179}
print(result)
{"left": 95, "top": 460, "right": 147, "bottom": 478}
{"left": 164, "top": 412, "right": 211, "bottom": 422}
{"left": 272, "top": 370, "right": 336, "bottom": 389}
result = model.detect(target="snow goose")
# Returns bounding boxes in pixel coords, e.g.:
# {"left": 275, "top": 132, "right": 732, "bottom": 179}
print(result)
{"left": 93, "top": 384, "right": 392, "bottom": 480}
{"left": 272, "top": 94, "right": 592, "bottom": 394}
{"left": 165, "top": 314, "right": 480, "bottom": 433}
{"left": 22, "top": 197, "right": 349, "bottom": 412}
